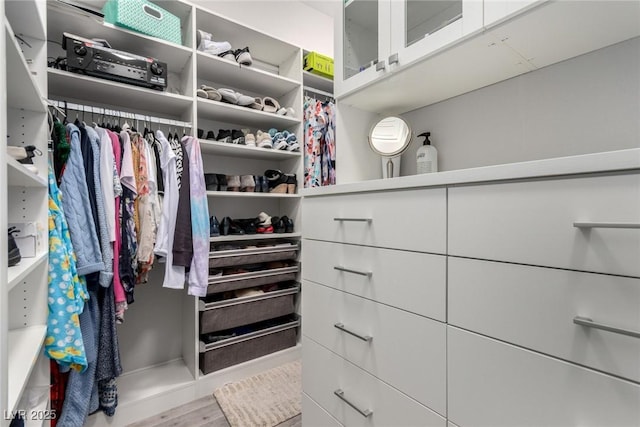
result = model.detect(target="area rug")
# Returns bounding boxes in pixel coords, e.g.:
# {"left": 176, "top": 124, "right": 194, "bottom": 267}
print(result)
{"left": 213, "top": 360, "right": 301, "bottom": 427}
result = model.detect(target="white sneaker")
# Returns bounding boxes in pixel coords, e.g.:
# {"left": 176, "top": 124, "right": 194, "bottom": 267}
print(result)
{"left": 197, "top": 29, "right": 212, "bottom": 50}
{"left": 201, "top": 39, "right": 232, "bottom": 55}
{"left": 7, "top": 146, "right": 27, "bottom": 160}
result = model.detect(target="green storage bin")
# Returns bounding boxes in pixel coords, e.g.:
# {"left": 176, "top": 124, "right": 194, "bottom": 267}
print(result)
{"left": 103, "top": 0, "right": 182, "bottom": 46}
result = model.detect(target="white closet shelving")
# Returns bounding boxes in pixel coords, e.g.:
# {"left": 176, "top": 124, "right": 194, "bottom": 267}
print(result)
{"left": 35, "top": 0, "right": 306, "bottom": 424}
{"left": 1, "top": 0, "right": 50, "bottom": 425}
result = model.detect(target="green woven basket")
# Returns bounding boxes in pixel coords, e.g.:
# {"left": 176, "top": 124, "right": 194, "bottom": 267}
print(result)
{"left": 103, "top": 0, "right": 182, "bottom": 46}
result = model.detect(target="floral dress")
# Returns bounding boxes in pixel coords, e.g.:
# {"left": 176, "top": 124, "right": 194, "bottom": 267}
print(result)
{"left": 45, "top": 166, "right": 89, "bottom": 372}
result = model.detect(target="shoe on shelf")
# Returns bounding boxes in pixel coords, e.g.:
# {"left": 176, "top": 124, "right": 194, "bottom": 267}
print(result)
{"left": 285, "top": 174, "right": 297, "bottom": 194}
{"left": 236, "top": 218, "right": 257, "bottom": 234}
{"left": 282, "top": 216, "right": 295, "bottom": 233}
{"left": 201, "top": 85, "right": 222, "bottom": 101}
{"left": 218, "top": 50, "right": 236, "bottom": 62}
{"left": 256, "top": 223, "right": 274, "bottom": 234}
{"left": 257, "top": 211, "right": 271, "bottom": 226}
{"left": 240, "top": 175, "right": 255, "bottom": 192}
{"left": 235, "top": 47, "right": 252, "bottom": 66}
{"left": 197, "top": 129, "right": 204, "bottom": 139}
{"left": 256, "top": 130, "right": 273, "bottom": 149}
{"left": 260, "top": 175, "right": 269, "bottom": 193}
{"left": 210, "top": 216, "right": 220, "bottom": 237}
{"left": 8, "top": 227, "right": 21, "bottom": 267}
{"left": 7, "top": 146, "right": 27, "bottom": 161}
{"left": 196, "top": 29, "right": 212, "bottom": 50}
{"left": 216, "top": 129, "right": 232, "bottom": 144}
{"left": 220, "top": 217, "right": 232, "bottom": 236}
{"left": 204, "top": 173, "right": 218, "bottom": 191}
{"left": 216, "top": 174, "right": 228, "bottom": 191}
{"left": 205, "top": 130, "right": 216, "bottom": 140}
{"left": 196, "top": 88, "right": 208, "bottom": 98}
{"left": 201, "top": 39, "right": 233, "bottom": 55}
{"left": 227, "top": 175, "right": 241, "bottom": 191}
{"left": 245, "top": 133, "right": 256, "bottom": 147}
{"left": 218, "top": 88, "right": 239, "bottom": 104}
{"left": 272, "top": 216, "right": 285, "bottom": 234}
{"left": 253, "top": 175, "right": 262, "bottom": 192}
{"left": 231, "top": 130, "right": 245, "bottom": 145}
{"left": 265, "top": 169, "right": 288, "bottom": 193}
{"left": 235, "top": 92, "right": 255, "bottom": 107}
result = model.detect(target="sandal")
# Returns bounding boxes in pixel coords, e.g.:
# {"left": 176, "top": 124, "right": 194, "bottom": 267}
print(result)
{"left": 201, "top": 85, "right": 222, "bottom": 101}
{"left": 262, "top": 97, "right": 280, "bottom": 113}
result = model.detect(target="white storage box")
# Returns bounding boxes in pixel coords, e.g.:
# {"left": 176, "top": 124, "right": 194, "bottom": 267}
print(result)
{"left": 9, "top": 222, "right": 43, "bottom": 258}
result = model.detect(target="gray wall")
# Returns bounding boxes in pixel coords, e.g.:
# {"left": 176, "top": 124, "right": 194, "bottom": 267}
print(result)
{"left": 399, "top": 36, "right": 640, "bottom": 175}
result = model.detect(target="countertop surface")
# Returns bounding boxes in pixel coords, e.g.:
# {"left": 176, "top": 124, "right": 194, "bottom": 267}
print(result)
{"left": 301, "top": 149, "right": 640, "bottom": 197}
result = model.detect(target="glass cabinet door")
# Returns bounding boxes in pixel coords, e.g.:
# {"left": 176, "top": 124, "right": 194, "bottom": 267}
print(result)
{"left": 337, "top": 0, "right": 391, "bottom": 96}
{"left": 390, "top": 0, "right": 483, "bottom": 68}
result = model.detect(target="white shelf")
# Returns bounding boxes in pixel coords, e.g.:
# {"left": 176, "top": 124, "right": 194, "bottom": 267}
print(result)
{"left": 8, "top": 252, "right": 48, "bottom": 293}
{"left": 303, "top": 71, "right": 334, "bottom": 95}
{"left": 5, "top": 19, "right": 46, "bottom": 113}
{"left": 117, "top": 359, "right": 194, "bottom": 405}
{"left": 197, "top": 98, "right": 300, "bottom": 130}
{"left": 48, "top": 69, "right": 193, "bottom": 117}
{"left": 206, "top": 191, "right": 300, "bottom": 199}
{"left": 7, "top": 326, "right": 48, "bottom": 413}
{"left": 7, "top": 157, "right": 47, "bottom": 188}
{"left": 197, "top": 52, "right": 299, "bottom": 98}
{"left": 47, "top": 2, "right": 193, "bottom": 71}
{"left": 199, "top": 139, "right": 300, "bottom": 160}
{"left": 211, "top": 232, "right": 301, "bottom": 243}
{"left": 5, "top": 0, "right": 46, "bottom": 40}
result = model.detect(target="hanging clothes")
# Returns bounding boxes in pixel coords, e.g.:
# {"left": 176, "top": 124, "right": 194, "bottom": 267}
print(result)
{"left": 172, "top": 139, "right": 192, "bottom": 268}
{"left": 108, "top": 130, "right": 127, "bottom": 322}
{"left": 119, "top": 131, "right": 138, "bottom": 304}
{"left": 153, "top": 130, "right": 185, "bottom": 289}
{"left": 45, "top": 166, "right": 88, "bottom": 372}
{"left": 184, "top": 136, "right": 210, "bottom": 297}
{"left": 304, "top": 97, "right": 336, "bottom": 187}
{"left": 59, "top": 123, "right": 104, "bottom": 276}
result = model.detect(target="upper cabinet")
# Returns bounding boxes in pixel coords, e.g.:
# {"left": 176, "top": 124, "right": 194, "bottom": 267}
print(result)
{"left": 337, "top": 0, "right": 482, "bottom": 96}
{"left": 336, "top": 0, "right": 640, "bottom": 115}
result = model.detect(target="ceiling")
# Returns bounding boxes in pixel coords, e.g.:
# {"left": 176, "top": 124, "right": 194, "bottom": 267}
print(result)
{"left": 300, "top": 0, "right": 341, "bottom": 18}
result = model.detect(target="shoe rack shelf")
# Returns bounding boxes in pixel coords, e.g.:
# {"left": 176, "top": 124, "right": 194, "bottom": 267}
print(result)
{"left": 210, "top": 232, "right": 302, "bottom": 243}
{"left": 6, "top": 158, "right": 47, "bottom": 188}
{"left": 199, "top": 139, "right": 300, "bottom": 160}
{"left": 7, "top": 251, "right": 48, "bottom": 293}
{"left": 303, "top": 71, "right": 334, "bottom": 94}
{"left": 197, "top": 52, "right": 299, "bottom": 97}
{"left": 197, "top": 98, "right": 300, "bottom": 129}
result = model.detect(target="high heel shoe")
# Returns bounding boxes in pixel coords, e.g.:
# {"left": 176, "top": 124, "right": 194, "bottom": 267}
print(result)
{"left": 264, "top": 169, "right": 287, "bottom": 193}
{"left": 285, "top": 174, "right": 297, "bottom": 194}
{"left": 210, "top": 216, "right": 220, "bottom": 236}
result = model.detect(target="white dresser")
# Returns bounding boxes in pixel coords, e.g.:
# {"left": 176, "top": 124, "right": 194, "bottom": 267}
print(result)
{"left": 301, "top": 150, "right": 640, "bottom": 427}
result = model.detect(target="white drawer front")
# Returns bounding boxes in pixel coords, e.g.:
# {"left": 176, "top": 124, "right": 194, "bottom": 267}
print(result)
{"left": 449, "top": 257, "right": 640, "bottom": 382}
{"left": 302, "top": 240, "right": 446, "bottom": 320}
{"left": 303, "top": 393, "right": 343, "bottom": 427}
{"left": 448, "top": 327, "right": 640, "bottom": 427}
{"left": 303, "top": 281, "right": 447, "bottom": 415}
{"left": 303, "top": 337, "right": 446, "bottom": 427}
{"left": 302, "top": 188, "right": 447, "bottom": 253}
{"left": 448, "top": 173, "right": 640, "bottom": 276}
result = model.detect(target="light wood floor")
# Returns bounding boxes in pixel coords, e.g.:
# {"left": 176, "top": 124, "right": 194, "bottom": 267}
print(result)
{"left": 127, "top": 395, "right": 302, "bottom": 427}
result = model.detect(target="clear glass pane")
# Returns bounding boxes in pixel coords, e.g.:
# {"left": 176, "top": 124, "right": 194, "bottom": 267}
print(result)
{"left": 406, "top": 0, "right": 462, "bottom": 47}
{"left": 344, "top": 0, "right": 379, "bottom": 80}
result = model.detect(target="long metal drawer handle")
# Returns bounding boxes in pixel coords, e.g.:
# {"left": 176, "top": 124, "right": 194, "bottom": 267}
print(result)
{"left": 573, "top": 222, "right": 640, "bottom": 229}
{"left": 334, "top": 266, "right": 372, "bottom": 277}
{"left": 334, "top": 389, "right": 373, "bottom": 417}
{"left": 334, "top": 323, "right": 373, "bottom": 342}
{"left": 573, "top": 316, "right": 640, "bottom": 339}
{"left": 333, "top": 217, "right": 372, "bottom": 223}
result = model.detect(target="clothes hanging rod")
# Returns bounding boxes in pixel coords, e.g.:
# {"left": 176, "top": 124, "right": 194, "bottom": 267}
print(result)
{"left": 303, "top": 86, "right": 334, "bottom": 100}
{"left": 47, "top": 99, "right": 193, "bottom": 128}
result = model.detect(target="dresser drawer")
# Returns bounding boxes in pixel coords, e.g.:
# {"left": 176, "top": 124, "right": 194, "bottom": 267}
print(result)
{"left": 303, "top": 393, "right": 343, "bottom": 427}
{"left": 448, "top": 173, "right": 640, "bottom": 276}
{"left": 302, "top": 188, "right": 447, "bottom": 253}
{"left": 448, "top": 327, "right": 640, "bottom": 427}
{"left": 303, "top": 281, "right": 447, "bottom": 415}
{"left": 303, "top": 337, "right": 446, "bottom": 427}
{"left": 449, "top": 257, "right": 640, "bottom": 382}
{"left": 302, "top": 240, "right": 446, "bottom": 320}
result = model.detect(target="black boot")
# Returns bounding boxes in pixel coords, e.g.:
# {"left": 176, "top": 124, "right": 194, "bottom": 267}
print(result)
{"left": 8, "top": 227, "right": 21, "bottom": 266}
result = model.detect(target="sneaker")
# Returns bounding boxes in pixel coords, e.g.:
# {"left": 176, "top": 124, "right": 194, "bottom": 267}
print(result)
{"left": 257, "top": 211, "right": 271, "bottom": 226}
{"left": 201, "top": 39, "right": 232, "bottom": 55}
{"left": 216, "top": 129, "right": 232, "bottom": 144}
{"left": 218, "top": 50, "right": 236, "bottom": 62}
{"left": 196, "top": 29, "right": 212, "bottom": 50}
{"left": 8, "top": 227, "right": 21, "bottom": 267}
{"left": 7, "top": 146, "right": 27, "bottom": 161}
{"left": 245, "top": 133, "right": 256, "bottom": 147}
{"left": 210, "top": 216, "right": 220, "bottom": 236}
{"left": 206, "top": 130, "right": 216, "bottom": 140}
{"left": 226, "top": 175, "right": 241, "bottom": 191}
{"left": 240, "top": 175, "right": 255, "bottom": 192}
{"left": 231, "top": 130, "right": 245, "bottom": 145}
{"left": 256, "top": 130, "right": 273, "bottom": 149}
{"left": 235, "top": 47, "right": 252, "bottom": 66}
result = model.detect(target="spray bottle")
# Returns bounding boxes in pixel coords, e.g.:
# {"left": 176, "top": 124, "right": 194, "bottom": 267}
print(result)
{"left": 416, "top": 132, "right": 438, "bottom": 174}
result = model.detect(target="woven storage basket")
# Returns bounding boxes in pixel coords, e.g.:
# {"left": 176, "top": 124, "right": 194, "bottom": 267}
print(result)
{"left": 103, "top": 0, "right": 182, "bottom": 45}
